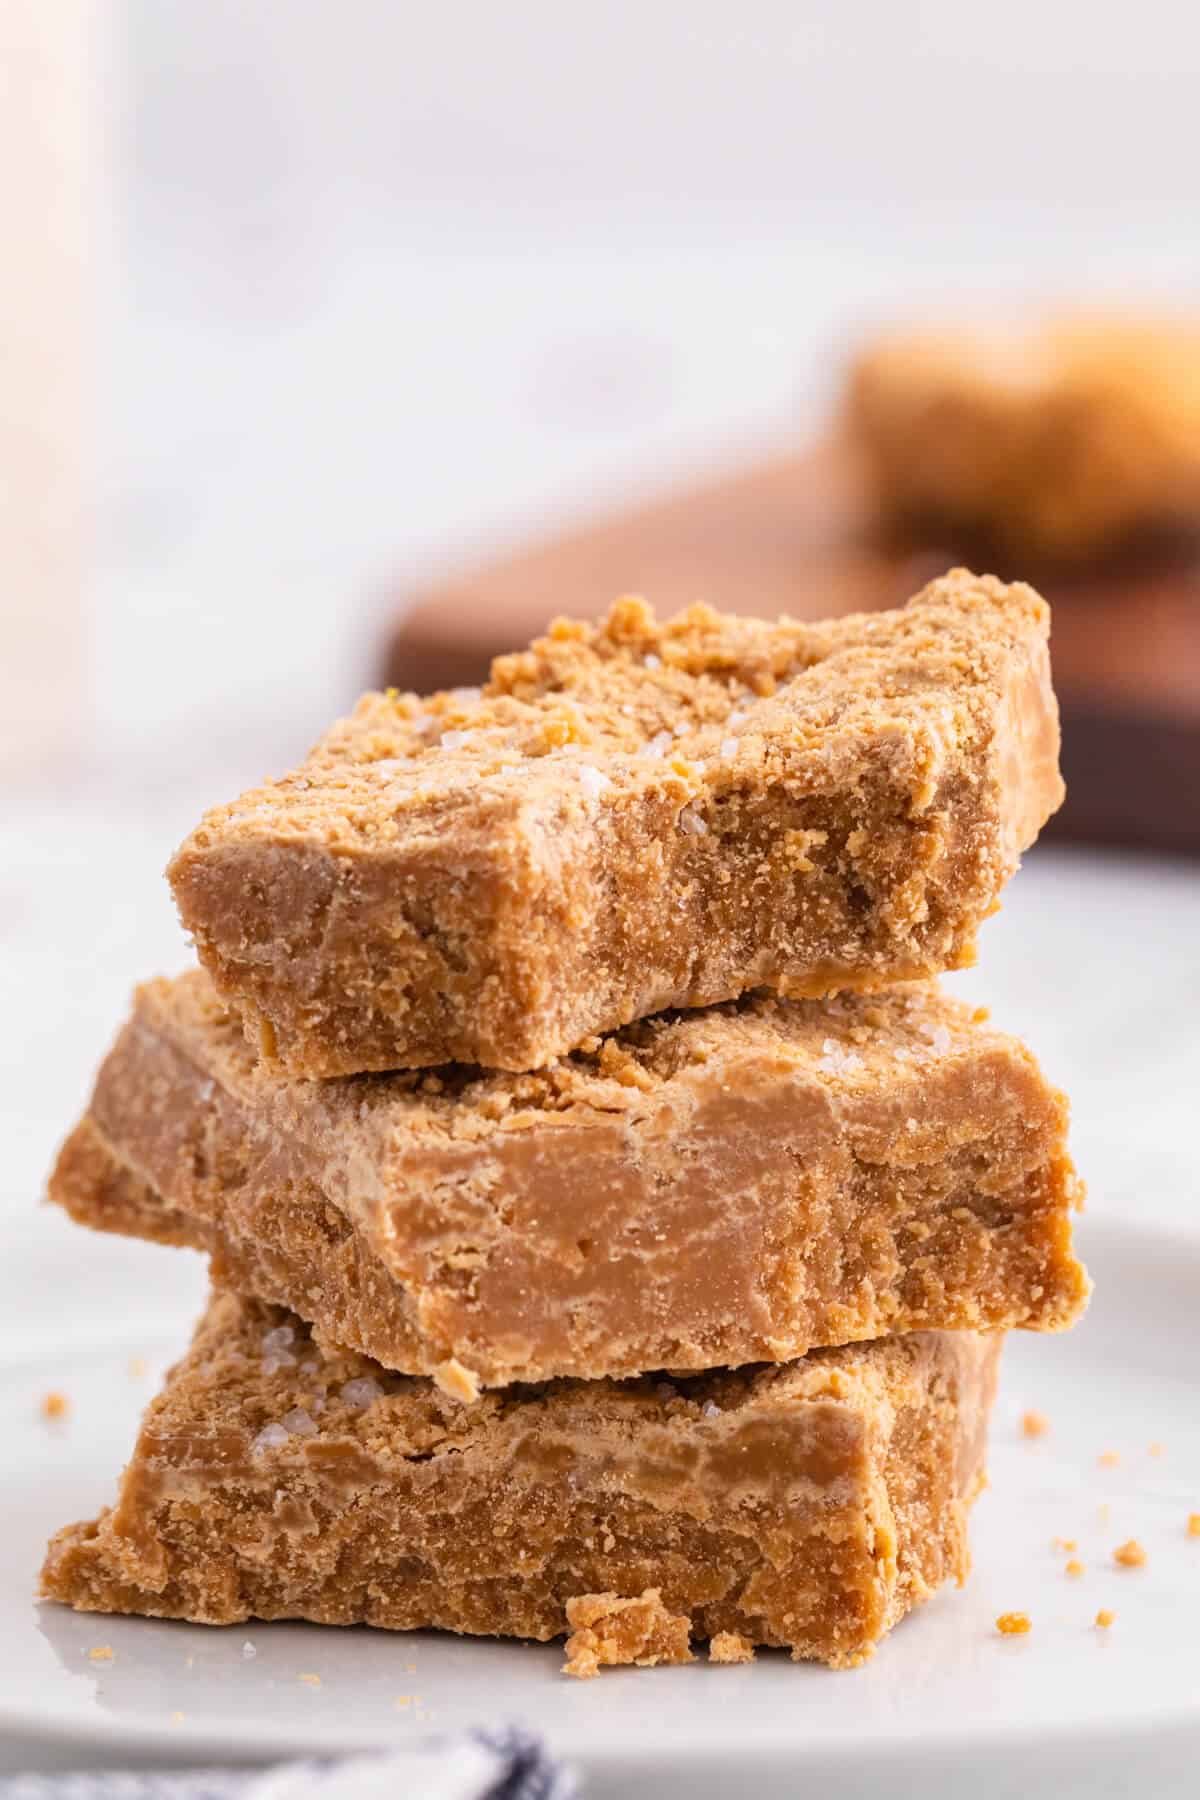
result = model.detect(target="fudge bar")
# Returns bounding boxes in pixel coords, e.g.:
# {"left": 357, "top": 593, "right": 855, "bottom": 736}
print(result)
{"left": 168, "top": 570, "right": 1063, "bottom": 1075}
{"left": 40, "top": 1291, "right": 1002, "bottom": 1669}
{"left": 845, "top": 314, "right": 1200, "bottom": 559}
{"left": 49, "top": 968, "right": 1086, "bottom": 1389}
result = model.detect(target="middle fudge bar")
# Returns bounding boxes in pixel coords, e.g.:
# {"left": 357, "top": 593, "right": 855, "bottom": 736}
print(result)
{"left": 168, "top": 570, "right": 1063, "bottom": 1076}
{"left": 50, "top": 969, "right": 1087, "bottom": 1390}
{"left": 41, "top": 1292, "right": 1002, "bottom": 1669}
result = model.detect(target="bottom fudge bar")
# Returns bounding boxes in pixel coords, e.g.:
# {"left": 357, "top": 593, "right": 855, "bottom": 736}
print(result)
{"left": 41, "top": 1292, "right": 1001, "bottom": 1669}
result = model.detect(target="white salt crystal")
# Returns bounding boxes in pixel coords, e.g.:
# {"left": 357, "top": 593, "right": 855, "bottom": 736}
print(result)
{"left": 281, "top": 1407, "right": 318, "bottom": 1438}
{"left": 720, "top": 737, "right": 738, "bottom": 759}
{"left": 449, "top": 687, "right": 481, "bottom": 706}
{"left": 678, "top": 807, "right": 708, "bottom": 836}
{"left": 576, "top": 763, "right": 611, "bottom": 801}
{"left": 643, "top": 731, "right": 672, "bottom": 758}
{"left": 340, "top": 1377, "right": 384, "bottom": 1409}
{"left": 242, "top": 1641, "right": 257, "bottom": 1661}
{"left": 643, "top": 652, "right": 662, "bottom": 670}
{"left": 261, "top": 1325, "right": 296, "bottom": 1374}
{"left": 702, "top": 1400, "right": 721, "bottom": 1418}
{"left": 251, "top": 1422, "right": 289, "bottom": 1456}
{"left": 438, "top": 729, "right": 473, "bottom": 751}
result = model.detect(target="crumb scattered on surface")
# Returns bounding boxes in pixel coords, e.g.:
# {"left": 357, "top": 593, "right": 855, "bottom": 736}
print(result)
{"left": 1187, "top": 1514, "right": 1200, "bottom": 1539}
{"left": 1113, "top": 1540, "right": 1146, "bottom": 1568}
{"left": 1098, "top": 1450, "right": 1121, "bottom": 1468}
{"left": 184, "top": 1655, "right": 193, "bottom": 1668}
{"left": 433, "top": 1357, "right": 481, "bottom": 1405}
{"left": 242, "top": 1641, "right": 256, "bottom": 1659}
{"left": 394, "top": 1695, "right": 421, "bottom": 1709}
{"left": 1051, "top": 1537, "right": 1078, "bottom": 1553}
{"left": 170, "top": 1712, "right": 185, "bottom": 1726}
{"left": 563, "top": 1588, "right": 693, "bottom": 1679}
{"left": 88, "top": 1646, "right": 113, "bottom": 1662}
{"left": 1098, "top": 1503, "right": 1111, "bottom": 1524}
{"left": 1148, "top": 1442, "right": 1164, "bottom": 1457}
{"left": 995, "top": 1612, "right": 1031, "bottom": 1636}
{"left": 1095, "top": 1609, "right": 1116, "bottom": 1630}
{"left": 41, "top": 1391, "right": 68, "bottom": 1421}
{"left": 1065, "top": 1559, "right": 1085, "bottom": 1578}
{"left": 1022, "top": 1410, "right": 1050, "bottom": 1439}
{"left": 708, "top": 1631, "right": 755, "bottom": 1665}
{"left": 128, "top": 1357, "right": 148, "bottom": 1379}
{"left": 297, "top": 1672, "right": 322, "bottom": 1686}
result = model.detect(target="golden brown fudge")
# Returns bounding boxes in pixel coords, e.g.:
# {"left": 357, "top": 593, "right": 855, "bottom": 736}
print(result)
{"left": 49, "top": 968, "right": 1086, "bottom": 1389}
{"left": 168, "top": 571, "right": 1063, "bottom": 1075}
{"left": 845, "top": 314, "right": 1200, "bottom": 558}
{"left": 40, "top": 1292, "right": 1002, "bottom": 1670}
{"left": 562, "top": 1589, "right": 694, "bottom": 1678}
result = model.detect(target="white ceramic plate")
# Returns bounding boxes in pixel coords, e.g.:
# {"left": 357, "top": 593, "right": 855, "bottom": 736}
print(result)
{"left": 3, "top": 1215, "right": 1199, "bottom": 1799}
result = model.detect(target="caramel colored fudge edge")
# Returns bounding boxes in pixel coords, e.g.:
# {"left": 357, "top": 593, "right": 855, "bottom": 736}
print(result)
{"left": 49, "top": 972, "right": 1088, "bottom": 1386}
{"left": 168, "top": 572, "right": 1063, "bottom": 1076}
{"left": 40, "top": 1293, "right": 1002, "bottom": 1670}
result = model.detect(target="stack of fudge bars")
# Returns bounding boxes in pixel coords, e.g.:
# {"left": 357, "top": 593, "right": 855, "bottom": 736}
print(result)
{"left": 42, "top": 568, "right": 1089, "bottom": 1673}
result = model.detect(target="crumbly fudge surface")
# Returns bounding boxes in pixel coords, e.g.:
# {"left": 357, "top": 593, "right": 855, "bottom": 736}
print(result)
{"left": 168, "top": 571, "right": 1063, "bottom": 1075}
{"left": 41, "top": 1293, "right": 1001, "bottom": 1670}
{"left": 50, "top": 969, "right": 1086, "bottom": 1387}
{"left": 562, "top": 1588, "right": 694, "bottom": 1678}
{"left": 845, "top": 315, "right": 1200, "bottom": 558}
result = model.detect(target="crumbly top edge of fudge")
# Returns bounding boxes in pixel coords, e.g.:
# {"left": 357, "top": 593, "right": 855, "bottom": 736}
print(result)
{"left": 170, "top": 569, "right": 1056, "bottom": 856}
{"left": 128, "top": 965, "right": 1057, "bottom": 1155}
{"left": 125, "top": 1287, "right": 992, "bottom": 1466}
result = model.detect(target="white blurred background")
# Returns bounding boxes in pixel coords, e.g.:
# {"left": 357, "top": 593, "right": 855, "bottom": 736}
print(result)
{"left": 1, "top": 1, "right": 1197, "bottom": 1292}
{"left": 73, "top": 1, "right": 1200, "bottom": 761}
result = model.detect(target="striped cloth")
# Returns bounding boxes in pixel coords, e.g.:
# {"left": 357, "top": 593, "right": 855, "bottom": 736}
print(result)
{"left": 0, "top": 1730, "right": 575, "bottom": 1800}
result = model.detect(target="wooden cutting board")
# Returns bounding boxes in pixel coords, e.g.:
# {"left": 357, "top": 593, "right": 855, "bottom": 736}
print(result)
{"left": 382, "top": 442, "right": 1200, "bottom": 854}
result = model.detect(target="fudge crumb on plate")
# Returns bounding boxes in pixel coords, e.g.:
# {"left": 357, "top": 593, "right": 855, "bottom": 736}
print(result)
{"left": 995, "top": 1612, "right": 1032, "bottom": 1636}
{"left": 1113, "top": 1539, "right": 1147, "bottom": 1568}
{"left": 708, "top": 1631, "right": 756, "bottom": 1666}
{"left": 563, "top": 1589, "right": 694, "bottom": 1679}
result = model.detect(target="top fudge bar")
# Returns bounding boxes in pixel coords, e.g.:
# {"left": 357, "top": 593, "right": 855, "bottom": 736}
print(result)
{"left": 170, "top": 569, "right": 1063, "bottom": 1076}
